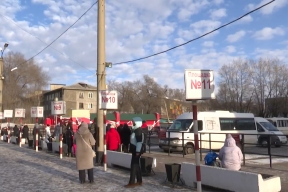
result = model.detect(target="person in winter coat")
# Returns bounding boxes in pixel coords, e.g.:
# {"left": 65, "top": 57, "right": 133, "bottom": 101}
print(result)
{"left": 22, "top": 125, "right": 29, "bottom": 143}
{"left": 121, "top": 123, "right": 131, "bottom": 153}
{"left": 53, "top": 122, "right": 61, "bottom": 139}
{"left": 45, "top": 124, "right": 51, "bottom": 143}
{"left": 13, "top": 125, "right": 20, "bottom": 136}
{"left": 140, "top": 120, "right": 148, "bottom": 153}
{"left": 32, "top": 124, "right": 42, "bottom": 149}
{"left": 106, "top": 122, "right": 121, "bottom": 151}
{"left": 219, "top": 134, "right": 243, "bottom": 171}
{"left": 65, "top": 123, "right": 74, "bottom": 157}
{"left": 74, "top": 122, "right": 96, "bottom": 184}
{"left": 117, "top": 124, "right": 123, "bottom": 136}
{"left": 125, "top": 117, "right": 144, "bottom": 188}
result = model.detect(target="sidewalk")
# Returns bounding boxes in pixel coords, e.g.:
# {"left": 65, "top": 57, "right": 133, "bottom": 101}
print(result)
{"left": 0, "top": 142, "right": 197, "bottom": 192}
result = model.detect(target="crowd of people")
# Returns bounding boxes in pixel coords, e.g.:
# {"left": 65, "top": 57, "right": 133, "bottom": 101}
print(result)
{"left": 1, "top": 119, "right": 244, "bottom": 187}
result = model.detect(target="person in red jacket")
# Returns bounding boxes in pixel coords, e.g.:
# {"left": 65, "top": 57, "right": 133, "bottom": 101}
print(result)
{"left": 106, "top": 122, "right": 121, "bottom": 151}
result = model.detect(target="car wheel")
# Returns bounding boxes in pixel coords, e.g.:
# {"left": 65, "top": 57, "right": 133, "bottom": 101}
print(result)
{"left": 260, "top": 139, "right": 268, "bottom": 147}
{"left": 184, "top": 144, "right": 194, "bottom": 155}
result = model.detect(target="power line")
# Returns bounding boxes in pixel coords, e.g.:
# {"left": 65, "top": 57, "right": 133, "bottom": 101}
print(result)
{"left": 113, "top": 0, "right": 275, "bottom": 65}
{"left": 20, "top": 1, "right": 98, "bottom": 68}
{"left": 0, "top": 13, "right": 93, "bottom": 73}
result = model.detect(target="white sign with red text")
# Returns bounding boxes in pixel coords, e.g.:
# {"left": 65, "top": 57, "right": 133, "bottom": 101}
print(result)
{"left": 184, "top": 69, "right": 215, "bottom": 100}
{"left": 0, "top": 112, "right": 3, "bottom": 119}
{"left": 15, "top": 108, "right": 26, "bottom": 118}
{"left": 4, "top": 110, "right": 13, "bottom": 118}
{"left": 99, "top": 90, "right": 118, "bottom": 109}
{"left": 51, "top": 101, "right": 66, "bottom": 115}
{"left": 31, "top": 106, "right": 44, "bottom": 118}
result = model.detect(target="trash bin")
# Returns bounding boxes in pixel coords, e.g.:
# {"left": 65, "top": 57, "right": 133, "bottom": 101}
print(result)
{"left": 165, "top": 163, "right": 181, "bottom": 183}
{"left": 47, "top": 142, "right": 52, "bottom": 151}
{"left": 140, "top": 156, "right": 153, "bottom": 175}
{"left": 28, "top": 140, "right": 33, "bottom": 148}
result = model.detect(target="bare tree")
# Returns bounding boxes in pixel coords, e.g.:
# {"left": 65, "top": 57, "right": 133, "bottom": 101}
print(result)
{"left": 217, "top": 59, "right": 253, "bottom": 112}
{"left": 2, "top": 52, "right": 50, "bottom": 120}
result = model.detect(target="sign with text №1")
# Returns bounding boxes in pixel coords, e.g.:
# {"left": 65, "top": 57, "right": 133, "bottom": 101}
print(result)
{"left": 99, "top": 90, "right": 118, "bottom": 109}
{"left": 31, "top": 106, "right": 44, "bottom": 118}
{"left": 184, "top": 69, "right": 216, "bottom": 100}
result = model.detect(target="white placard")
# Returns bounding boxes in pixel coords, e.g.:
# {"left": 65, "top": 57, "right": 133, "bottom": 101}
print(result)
{"left": 51, "top": 101, "right": 66, "bottom": 115}
{"left": 99, "top": 90, "right": 118, "bottom": 109}
{"left": 15, "top": 108, "right": 26, "bottom": 118}
{"left": 4, "top": 110, "right": 13, "bottom": 118}
{"left": 184, "top": 69, "right": 216, "bottom": 100}
{"left": 0, "top": 112, "right": 4, "bottom": 119}
{"left": 31, "top": 106, "right": 44, "bottom": 118}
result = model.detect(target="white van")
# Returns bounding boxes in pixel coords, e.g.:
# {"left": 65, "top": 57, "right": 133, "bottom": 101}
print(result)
{"left": 266, "top": 117, "right": 288, "bottom": 136}
{"left": 158, "top": 111, "right": 259, "bottom": 154}
{"left": 255, "top": 117, "right": 287, "bottom": 146}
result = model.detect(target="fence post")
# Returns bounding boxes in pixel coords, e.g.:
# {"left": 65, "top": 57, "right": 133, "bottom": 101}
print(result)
{"left": 168, "top": 131, "right": 170, "bottom": 156}
{"left": 148, "top": 131, "right": 151, "bottom": 154}
{"left": 200, "top": 133, "right": 202, "bottom": 161}
{"left": 182, "top": 132, "right": 185, "bottom": 158}
{"left": 19, "top": 127, "right": 22, "bottom": 147}
{"left": 268, "top": 134, "right": 272, "bottom": 168}
{"left": 59, "top": 134, "right": 63, "bottom": 159}
{"left": 241, "top": 134, "right": 245, "bottom": 166}
{"left": 7, "top": 129, "right": 10, "bottom": 143}
{"left": 209, "top": 133, "right": 211, "bottom": 152}
{"left": 35, "top": 129, "right": 38, "bottom": 152}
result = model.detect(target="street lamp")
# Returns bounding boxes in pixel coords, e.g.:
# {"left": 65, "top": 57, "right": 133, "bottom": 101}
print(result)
{"left": 0, "top": 43, "right": 9, "bottom": 113}
{"left": 0, "top": 43, "right": 9, "bottom": 58}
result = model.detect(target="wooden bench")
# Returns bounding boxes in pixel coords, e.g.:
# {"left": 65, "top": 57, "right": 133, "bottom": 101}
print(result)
{"left": 181, "top": 162, "right": 281, "bottom": 192}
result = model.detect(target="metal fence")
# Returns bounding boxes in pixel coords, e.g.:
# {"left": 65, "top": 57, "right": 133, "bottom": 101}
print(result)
{"left": 147, "top": 131, "right": 288, "bottom": 168}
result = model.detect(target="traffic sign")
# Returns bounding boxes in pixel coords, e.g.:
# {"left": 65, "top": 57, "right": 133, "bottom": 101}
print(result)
{"left": 15, "top": 108, "right": 26, "bottom": 118}
{"left": 51, "top": 101, "right": 66, "bottom": 115}
{"left": 31, "top": 106, "right": 44, "bottom": 118}
{"left": 4, "top": 110, "right": 13, "bottom": 118}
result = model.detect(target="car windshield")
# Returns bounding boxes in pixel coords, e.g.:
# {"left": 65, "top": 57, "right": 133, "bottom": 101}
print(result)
{"left": 168, "top": 119, "right": 193, "bottom": 131}
{"left": 259, "top": 122, "right": 279, "bottom": 131}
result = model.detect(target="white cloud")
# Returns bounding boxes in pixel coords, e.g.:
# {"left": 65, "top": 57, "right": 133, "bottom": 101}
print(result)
{"left": 225, "top": 46, "right": 236, "bottom": 53}
{"left": 226, "top": 30, "right": 246, "bottom": 43}
{"left": 253, "top": 48, "right": 288, "bottom": 61}
{"left": 247, "top": 0, "right": 288, "bottom": 15}
{"left": 189, "top": 20, "right": 221, "bottom": 39}
{"left": 253, "top": 27, "right": 285, "bottom": 40}
{"left": 213, "top": 0, "right": 224, "bottom": 5}
{"left": 240, "top": 15, "right": 253, "bottom": 23}
{"left": 0, "top": 0, "right": 286, "bottom": 91}
{"left": 202, "top": 41, "right": 214, "bottom": 47}
{"left": 210, "top": 8, "right": 226, "bottom": 20}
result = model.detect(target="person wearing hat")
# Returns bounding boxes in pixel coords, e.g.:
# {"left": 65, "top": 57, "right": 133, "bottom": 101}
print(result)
{"left": 106, "top": 122, "right": 121, "bottom": 151}
{"left": 125, "top": 117, "right": 145, "bottom": 188}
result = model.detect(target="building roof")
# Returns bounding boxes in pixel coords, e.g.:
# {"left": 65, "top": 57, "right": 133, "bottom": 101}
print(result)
{"left": 44, "top": 82, "right": 97, "bottom": 94}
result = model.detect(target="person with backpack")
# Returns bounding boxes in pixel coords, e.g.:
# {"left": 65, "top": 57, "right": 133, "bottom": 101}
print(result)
{"left": 125, "top": 117, "right": 145, "bottom": 188}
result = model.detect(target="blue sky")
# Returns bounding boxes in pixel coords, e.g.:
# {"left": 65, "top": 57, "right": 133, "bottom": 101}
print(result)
{"left": 0, "top": 0, "right": 287, "bottom": 90}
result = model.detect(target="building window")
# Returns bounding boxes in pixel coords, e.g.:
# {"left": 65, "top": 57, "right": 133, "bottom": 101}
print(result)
{"left": 88, "top": 92, "right": 93, "bottom": 98}
{"left": 88, "top": 103, "right": 93, "bottom": 109}
{"left": 79, "top": 92, "right": 84, "bottom": 99}
{"left": 79, "top": 103, "right": 84, "bottom": 109}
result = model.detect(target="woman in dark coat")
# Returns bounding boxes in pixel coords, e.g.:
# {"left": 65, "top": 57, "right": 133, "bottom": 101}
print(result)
{"left": 121, "top": 123, "right": 132, "bottom": 153}
{"left": 22, "top": 125, "right": 29, "bottom": 143}
{"left": 65, "top": 123, "right": 74, "bottom": 157}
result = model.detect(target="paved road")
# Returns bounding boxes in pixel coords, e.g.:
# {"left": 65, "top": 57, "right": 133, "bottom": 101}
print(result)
{"left": 0, "top": 141, "right": 199, "bottom": 192}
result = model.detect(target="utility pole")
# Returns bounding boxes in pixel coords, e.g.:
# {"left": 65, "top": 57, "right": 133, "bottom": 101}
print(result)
{"left": 0, "top": 43, "right": 9, "bottom": 113}
{"left": 96, "top": 0, "right": 106, "bottom": 165}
